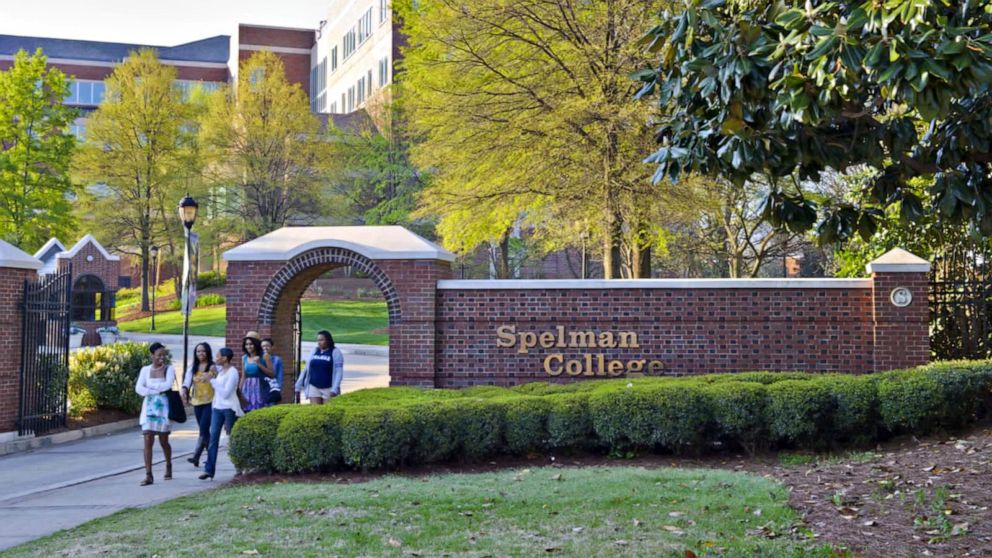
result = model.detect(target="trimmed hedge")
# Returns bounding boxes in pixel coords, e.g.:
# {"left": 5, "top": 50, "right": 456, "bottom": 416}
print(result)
{"left": 230, "top": 362, "right": 992, "bottom": 474}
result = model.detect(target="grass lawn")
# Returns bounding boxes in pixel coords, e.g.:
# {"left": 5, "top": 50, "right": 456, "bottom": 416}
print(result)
{"left": 118, "top": 300, "right": 389, "bottom": 345}
{"left": 1, "top": 466, "right": 831, "bottom": 558}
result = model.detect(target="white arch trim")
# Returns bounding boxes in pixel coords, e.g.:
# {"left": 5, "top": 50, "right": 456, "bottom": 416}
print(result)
{"left": 223, "top": 226, "right": 456, "bottom": 262}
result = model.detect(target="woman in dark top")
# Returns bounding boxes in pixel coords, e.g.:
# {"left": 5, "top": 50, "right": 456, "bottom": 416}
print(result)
{"left": 294, "top": 330, "right": 343, "bottom": 405}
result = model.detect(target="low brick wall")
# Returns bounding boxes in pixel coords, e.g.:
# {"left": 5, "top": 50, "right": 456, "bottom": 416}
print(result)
{"left": 432, "top": 273, "right": 927, "bottom": 387}
{"left": 222, "top": 230, "right": 930, "bottom": 390}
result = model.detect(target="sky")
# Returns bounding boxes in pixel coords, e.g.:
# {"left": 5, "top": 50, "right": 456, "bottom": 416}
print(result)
{"left": 0, "top": 0, "right": 331, "bottom": 46}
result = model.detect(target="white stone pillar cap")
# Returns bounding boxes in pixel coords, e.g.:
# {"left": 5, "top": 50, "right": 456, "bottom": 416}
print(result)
{"left": 0, "top": 240, "right": 42, "bottom": 270}
{"left": 865, "top": 248, "right": 930, "bottom": 274}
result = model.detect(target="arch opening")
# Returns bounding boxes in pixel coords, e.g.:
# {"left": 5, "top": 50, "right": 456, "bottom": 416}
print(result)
{"left": 256, "top": 248, "right": 400, "bottom": 396}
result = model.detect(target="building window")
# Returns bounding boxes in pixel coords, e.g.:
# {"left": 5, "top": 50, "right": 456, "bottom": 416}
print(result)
{"left": 378, "top": 56, "right": 390, "bottom": 86}
{"left": 368, "top": 70, "right": 373, "bottom": 93}
{"left": 341, "top": 93, "right": 346, "bottom": 111}
{"left": 311, "top": 56, "right": 328, "bottom": 111}
{"left": 358, "top": 9, "right": 373, "bottom": 44}
{"left": 329, "top": 101, "right": 337, "bottom": 114}
{"left": 343, "top": 28, "right": 357, "bottom": 58}
{"left": 357, "top": 77, "right": 365, "bottom": 105}
{"left": 347, "top": 86, "right": 355, "bottom": 112}
{"left": 331, "top": 46, "right": 338, "bottom": 72}
{"left": 71, "top": 275, "right": 113, "bottom": 322}
{"left": 65, "top": 80, "right": 107, "bottom": 106}
{"left": 380, "top": 0, "right": 388, "bottom": 23}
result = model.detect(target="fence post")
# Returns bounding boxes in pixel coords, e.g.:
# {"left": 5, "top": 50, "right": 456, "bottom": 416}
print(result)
{"left": 867, "top": 248, "right": 931, "bottom": 372}
{"left": 0, "top": 241, "right": 43, "bottom": 434}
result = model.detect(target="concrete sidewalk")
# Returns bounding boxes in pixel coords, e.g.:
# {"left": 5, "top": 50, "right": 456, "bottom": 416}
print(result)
{"left": 0, "top": 421, "right": 236, "bottom": 551}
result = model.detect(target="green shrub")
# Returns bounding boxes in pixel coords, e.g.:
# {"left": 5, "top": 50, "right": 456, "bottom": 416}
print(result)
{"left": 449, "top": 399, "right": 504, "bottom": 460}
{"left": 229, "top": 406, "right": 294, "bottom": 473}
{"left": 196, "top": 271, "right": 227, "bottom": 289}
{"left": 69, "top": 342, "right": 160, "bottom": 416}
{"left": 500, "top": 396, "right": 551, "bottom": 454}
{"left": 766, "top": 380, "right": 833, "bottom": 449}
{"left": 546, "top": 393, "right": 593, "bottom": 449}
{"left": 228, "top": 363, "right": 992, "bottom": 475}
{"left": 195, "top": 293, "right": 225, "bottom": 307}
{"left": 272, "top": 405, "right": 344, "bottom": 473}
{"left": 590, "top": 383, "right": 709, "bottom": 452}
{"left": 407, "top": 401, "right": 460, "bottom": 464}
{"left": 704, "top": 381, "right": 768, "bottom": 455}
{"left": 340, "top": 406, "right": 417, "bottom": 470}
{"left": 817, "top": 375, "right": 878, "bottom": 445}
{"left": 877, "top": 370, "right": 944, "bottom": 434}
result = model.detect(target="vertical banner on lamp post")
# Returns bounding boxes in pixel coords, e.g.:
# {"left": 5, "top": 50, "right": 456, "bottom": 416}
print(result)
{"left": 181, "top": 232, "right": 199, "bottom": 315}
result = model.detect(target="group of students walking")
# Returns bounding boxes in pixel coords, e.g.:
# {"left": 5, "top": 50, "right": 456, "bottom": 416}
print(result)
{"left": 134, "top": 330, "right": 344, "bottom": 486}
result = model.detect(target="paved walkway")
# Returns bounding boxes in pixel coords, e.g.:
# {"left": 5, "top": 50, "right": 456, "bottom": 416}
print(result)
{"left": 0, "top": 337, "right": 390, "bottom": 550}
{"left": 0, "top": 421, "right": 235, "bottom": 551}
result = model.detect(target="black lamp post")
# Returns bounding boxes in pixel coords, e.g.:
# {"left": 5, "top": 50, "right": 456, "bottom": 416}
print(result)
{"left": 579, "top": 230, "right": 589, "bottom": 279}
{"left": 149, "top": 245, "right": 159, "bottom": 331}
{"left": 178, "top": 194, "right": 198, "bottom": 385}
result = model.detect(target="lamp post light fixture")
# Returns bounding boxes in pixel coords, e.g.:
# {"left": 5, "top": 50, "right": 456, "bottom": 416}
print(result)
{"left": 149, "top": 245, "right": 159, "bottom": 331}
{"left": 578, "top": 230, "right": 589, "bottom": 280}
{"left": 178, "top": 194, "right": 198, "bottom": 386}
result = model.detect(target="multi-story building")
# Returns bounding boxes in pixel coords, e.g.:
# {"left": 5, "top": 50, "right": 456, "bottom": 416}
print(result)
{"left": 0, "top": 24, "right": 317, "bottom": 138}
{"left": 309, "top": 0, "right": 397, "bottom": 115}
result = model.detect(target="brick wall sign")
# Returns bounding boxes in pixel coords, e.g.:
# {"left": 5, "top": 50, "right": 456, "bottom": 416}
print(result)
{"left": 224, "top": 227, "right": 931, "bottom": 390}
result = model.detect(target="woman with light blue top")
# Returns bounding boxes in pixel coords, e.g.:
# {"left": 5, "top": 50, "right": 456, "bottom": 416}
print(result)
{"left": 262, "top": 337, "right": 284, "bottom": 404}
{"left": 294, "top": 330, "right": 343, "bottom": 405}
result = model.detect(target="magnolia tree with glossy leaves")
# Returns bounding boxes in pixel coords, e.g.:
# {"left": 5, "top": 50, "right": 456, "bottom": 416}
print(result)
{"left": 637, "top": 0, "right": 992, "bottom": 244}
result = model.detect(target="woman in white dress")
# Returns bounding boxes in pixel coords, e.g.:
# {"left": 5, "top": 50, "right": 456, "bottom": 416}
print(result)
{"left": 135, "top": 342, "right": 176, "bottom": 486}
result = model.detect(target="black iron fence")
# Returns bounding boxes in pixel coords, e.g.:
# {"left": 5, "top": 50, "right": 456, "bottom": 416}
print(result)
{"left": 929, "top": 279, "right": 992, "bottom": 361}
{"left": 18, "top": 267, "right": 72, "bottom": 436}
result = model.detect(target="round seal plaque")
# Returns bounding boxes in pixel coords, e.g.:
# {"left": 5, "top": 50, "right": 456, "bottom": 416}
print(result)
{"left": 890, "top": 287, "right": 913, "bottom": 307}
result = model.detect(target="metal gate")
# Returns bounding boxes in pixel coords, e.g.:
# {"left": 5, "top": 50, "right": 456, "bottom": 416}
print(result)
{"left": 293, "top": 300, "right": 302, "bottom": 391}
{"left": 18, "top": 266, "right": 72, "bottom": 435}
{"left": 929, "top": 279, "right": 992, "bottom": 360}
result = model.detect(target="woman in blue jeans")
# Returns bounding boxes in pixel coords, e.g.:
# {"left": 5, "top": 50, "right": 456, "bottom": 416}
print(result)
{"left": 201, "top": 347, "right": 243, "bottom": 480}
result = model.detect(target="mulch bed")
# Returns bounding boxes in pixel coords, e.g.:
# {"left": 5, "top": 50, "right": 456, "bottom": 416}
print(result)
{"left": 235, "top": 423, "right": 992, "bottom": 557}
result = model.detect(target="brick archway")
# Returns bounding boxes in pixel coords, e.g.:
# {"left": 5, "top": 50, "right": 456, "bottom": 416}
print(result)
{"left": 257, "top": 247, "right": 401, "bottom": 327}
{"left": 223, "top": 226, "right": 455, "bottom": 392}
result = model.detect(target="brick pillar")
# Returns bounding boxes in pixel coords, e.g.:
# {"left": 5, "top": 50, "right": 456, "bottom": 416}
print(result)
{"left": 867, "top": 248, "right": 930, "bottom": 372}
{"left": 378, "top": 259, "right": 452, "bottom": 387}
{"left": 0, "top": 242, "right": 43, "bottom": 433}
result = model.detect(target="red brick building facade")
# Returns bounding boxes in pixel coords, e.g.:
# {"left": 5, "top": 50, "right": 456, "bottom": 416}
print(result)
{"left": 0, "top": 242, "right": 44, "bottom": 433}
{"left": 54, "top": 236, "right": 121, "bottom": 346}
{"left": 224, "top": 227, "right": 931, "bottom": 391}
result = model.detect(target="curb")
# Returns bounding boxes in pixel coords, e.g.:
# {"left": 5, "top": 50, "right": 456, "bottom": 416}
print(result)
{"left": 343, "top": 347, "right": 389, "bottom": 358}
{"left": 0, "top": 417, "right": 141, "bottom": 458}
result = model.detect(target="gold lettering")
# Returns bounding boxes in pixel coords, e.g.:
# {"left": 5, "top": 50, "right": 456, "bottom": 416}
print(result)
{"left": 608, "top": 360, "right": 625, "bottom": 376}
{"left": 556, "top": 325, "right": 566, "bottom": 348}
{"left": 627, "top": 359, "right": 646, "bottom": 377}
{"left": 539, "top": 332, "right": 556, "bottom": 349}
{"left": 583, "top": 353, "right": 594, "bottom": 376}
{"left": 544, "top": 354, "right": 564, "bottom": 376}
{"left": 519, "top": 332, "right": 537, "bottom": 354}
{"left": 598, "top": 332, "right": 616, "bottom": 348}
{"left": 569, "top": 330, "right": 596, "bottom": 348}
{"left": 597, "top": 353, "right": 607, "bottom": 376}
{"left": 648, "top": 360, "right": 664, "bottom": 374}
{"left": 565, "top": 359, "right": 583, "bottom": 376}
{"left": 496, "top": 325, "right": 516, "bottom": 348}
{"left": 618, "top": 331, "right": 639, "bottom": 349}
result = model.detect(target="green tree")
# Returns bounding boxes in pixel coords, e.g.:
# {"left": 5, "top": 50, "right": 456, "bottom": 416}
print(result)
{"left": 398, "top": 0, "right": 669, "bottom": 278}
{"left": 326, "top": 98, "right": 433, "bottom": 237}
{"left": 73, "top": 49, "right": 196, "bottom": 312}
{"left": 0, "top": 49, "right": 77, "bottom": 251}
{"left": 638, "top": 0, "right": 992, "bottom": 243}
{"left": 200, "top": 51, "right": 328, "bottom": 240}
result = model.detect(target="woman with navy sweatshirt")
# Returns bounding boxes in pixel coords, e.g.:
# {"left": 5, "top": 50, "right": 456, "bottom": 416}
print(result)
{"left": 294, "top": 330, "right": 343, "bottom": 404}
